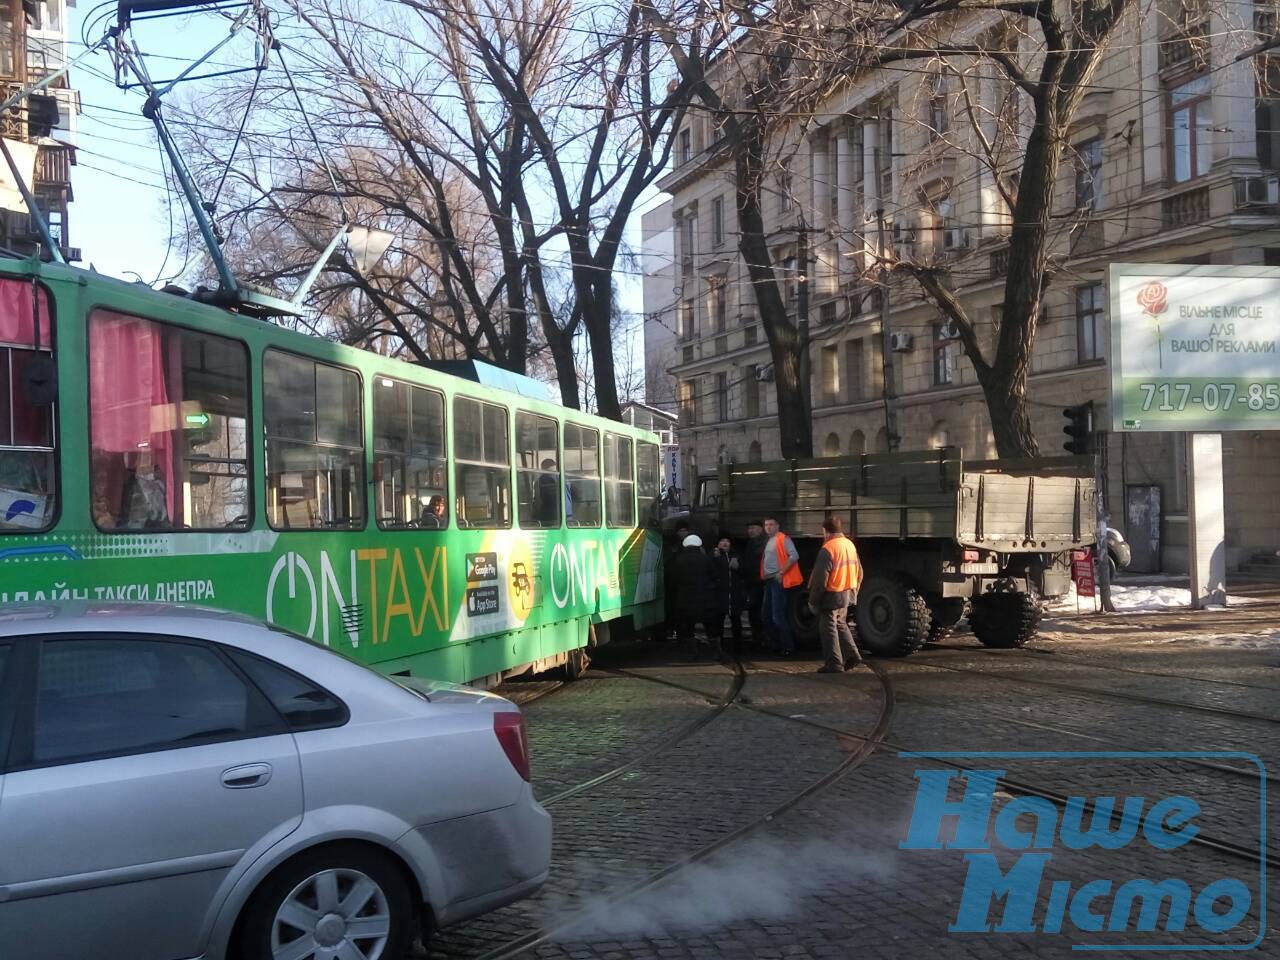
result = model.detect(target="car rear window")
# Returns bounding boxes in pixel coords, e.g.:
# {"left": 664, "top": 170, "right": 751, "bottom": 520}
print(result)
{"left": 227, "top": 649, "right": 348, "bottom": 730}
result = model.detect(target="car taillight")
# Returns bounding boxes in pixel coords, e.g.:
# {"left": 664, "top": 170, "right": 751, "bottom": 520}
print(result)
{"left": 493, "top": 712, "right": 531, "bottom": 781}
{"left": 962, "top": 549, "right": 980, "bottom": 563}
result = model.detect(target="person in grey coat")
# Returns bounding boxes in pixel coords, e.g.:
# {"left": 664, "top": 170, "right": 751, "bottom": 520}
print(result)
{"left": 807, "top": 516, "right": 864, "bottom": 673}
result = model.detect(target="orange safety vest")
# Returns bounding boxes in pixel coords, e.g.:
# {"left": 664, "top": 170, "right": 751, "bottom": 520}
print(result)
{"left": 761, "top": 533, "right": 804, "bottom": 588}
{"left": 821, "top": 535, "right": 863, "bottom": 593}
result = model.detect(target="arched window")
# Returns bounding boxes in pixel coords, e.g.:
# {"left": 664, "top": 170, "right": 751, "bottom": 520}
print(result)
{"left": 849, "top": 430, "right": 866, "bottom": 456}
{"left": 875, "top": 427, "right": 890, "bottom": 452}
{"left": 748, "top": 440, "right": 763, "bottom": 463}
{"left": 823, "top": 432, "right": 841, "bottom": 457}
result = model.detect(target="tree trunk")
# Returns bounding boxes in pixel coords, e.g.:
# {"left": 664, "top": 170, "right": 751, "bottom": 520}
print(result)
{"left": 977, "top": 367, "right": 1039, "bottom": 459}
{"left": 582, "top": 283, "right": 621, "bottom": 419}
{"left": 735, "top": 138, "right": 812, "bottom": 459}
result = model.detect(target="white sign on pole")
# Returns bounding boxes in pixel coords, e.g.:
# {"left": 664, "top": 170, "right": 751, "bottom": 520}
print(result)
{"left": 1109, "top": 263, "right": 1280, "bottom": 432}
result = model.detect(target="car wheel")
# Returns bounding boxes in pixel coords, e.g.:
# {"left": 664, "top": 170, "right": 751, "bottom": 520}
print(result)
{"left": 238, "top": 844, "right": 414, "bottom": 960}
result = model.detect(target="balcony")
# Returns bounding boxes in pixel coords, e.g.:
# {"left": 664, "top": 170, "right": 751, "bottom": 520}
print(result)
{"left": 1158, "top": 20, "right": 1210, "bottom": 73}
{"left": 34, "top": 145, "right": 72, "bottom": 187}
{"left": 1162, "top": 185, "right": 1211, "bottom": 227}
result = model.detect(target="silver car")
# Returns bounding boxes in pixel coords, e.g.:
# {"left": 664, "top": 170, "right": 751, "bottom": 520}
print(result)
{"left": 0, "top": 604, "right": 551, "bottom": 960}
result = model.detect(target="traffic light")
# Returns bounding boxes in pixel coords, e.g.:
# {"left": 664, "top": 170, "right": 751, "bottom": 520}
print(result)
{"left": 1062, "top": 402, "right": 1094, "bottom": 456}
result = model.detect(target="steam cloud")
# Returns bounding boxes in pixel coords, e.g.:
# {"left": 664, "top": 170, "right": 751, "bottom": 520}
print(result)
{"left": 550, "top": 832, "right": 892, "bottom": 941}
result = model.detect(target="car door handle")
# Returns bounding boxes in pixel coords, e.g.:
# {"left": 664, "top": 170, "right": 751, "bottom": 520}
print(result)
{"left": 221, "top": 763, "right": 273, "bottom": 789}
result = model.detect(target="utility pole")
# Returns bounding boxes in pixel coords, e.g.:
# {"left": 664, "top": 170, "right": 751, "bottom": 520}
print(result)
{"left": 796, "top": 219, "right": 813, "bottom": 430}
{"left": 874, "top": 144, "right": 900, "bottom": 451}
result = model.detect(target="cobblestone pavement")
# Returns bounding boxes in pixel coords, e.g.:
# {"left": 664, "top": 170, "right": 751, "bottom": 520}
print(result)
{"left": 417, "top": 594, "right": 1280, "bottom": 960}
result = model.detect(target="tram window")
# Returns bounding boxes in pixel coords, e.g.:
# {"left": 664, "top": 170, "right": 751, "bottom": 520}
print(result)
{"left": 516, "top": 411, "right": 560, "bottom": 528}
{"left": 89, "top": 310, "right": 250, "bottom": 532}
{"left": 636, "top": 441, "right": 660, "bottom": 525}
{"left": 604, "top": 434, "right": 635, "bottom": 528}
{"left": 264, "top": 350, "right": 364, "bottom": 530}
{"left": 453, "top": 396, "right": 510, "bottom": 528}
{"left": 0, "top": 278, "right": 55, "bottom": 533}
{"left": 373, "top": 377, "right": 448, "bottom": 529}
{"left": 563, "top": 421, "right": 600, "bottom": 528}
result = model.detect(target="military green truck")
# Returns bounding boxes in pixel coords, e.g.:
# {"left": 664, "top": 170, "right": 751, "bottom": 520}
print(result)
{"left": 685, "top": 448, "right": 1096, "bottom": 656}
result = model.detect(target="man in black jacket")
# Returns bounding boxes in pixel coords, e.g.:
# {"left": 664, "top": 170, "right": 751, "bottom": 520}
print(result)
{"left": 738, "top": 521, "right": 767, "bottom": 647}
{"left": 669, "top": 534, "right": 722, "bottom": 660}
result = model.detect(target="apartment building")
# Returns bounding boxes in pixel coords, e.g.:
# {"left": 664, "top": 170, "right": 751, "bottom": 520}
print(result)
{"left": 642, "top": 0, "right": 1280, "bottom": 572}
{"left": 0, "top": 0, "right": 78, "bottom": 261}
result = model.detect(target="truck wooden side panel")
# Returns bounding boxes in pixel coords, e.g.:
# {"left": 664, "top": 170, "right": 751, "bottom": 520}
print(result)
{"left": 719, "top": 447, "right": 1096, "bottom": 551}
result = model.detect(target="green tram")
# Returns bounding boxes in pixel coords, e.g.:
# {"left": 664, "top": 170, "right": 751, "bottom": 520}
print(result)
{"left": 0, "top": 257, "right": 665, "bottom": 684}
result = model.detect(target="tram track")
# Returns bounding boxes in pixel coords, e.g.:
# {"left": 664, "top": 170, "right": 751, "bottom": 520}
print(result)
{"left": 465, "top": 660, "right": 896, "bottom": 960}
{"left": 899, "top": 656, "right": 1280, "bottom": 726}
{"left": 539, "top": 658, "right": 746, "bottom": 806}
{"left": 748, "top": 661, "right": 1279, "bottom": 785}
{"left": 654, "top": 662, "right": 1264, "bottom": 866}
{"left": 1020, "top": 646, "right": 1280, "bottom": 692}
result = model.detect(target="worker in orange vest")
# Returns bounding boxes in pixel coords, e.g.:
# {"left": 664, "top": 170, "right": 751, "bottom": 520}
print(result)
{"left": 760, "top": 515, "right": 802, "bottom": 655}
{"left": 807, "top": 516, "right": 864, "bottom": 673}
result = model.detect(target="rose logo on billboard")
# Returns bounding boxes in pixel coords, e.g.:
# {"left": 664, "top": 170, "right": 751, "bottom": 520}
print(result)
{"left": 1137, "top": 281, "right": 1168, "bottom": 317}
{"left": 1136, "top": 280, "right": 1170, "bottom": 369}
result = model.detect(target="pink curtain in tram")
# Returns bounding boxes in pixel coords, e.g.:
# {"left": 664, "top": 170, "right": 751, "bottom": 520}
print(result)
{"left": 89, "top": 310, "right": 181, "bottom": 527}
{"left": 0, "top": 277, "right": 51, "bottom": 347}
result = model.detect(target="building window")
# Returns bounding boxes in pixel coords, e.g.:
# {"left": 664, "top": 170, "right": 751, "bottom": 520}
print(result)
{"left": 745, "top": 377, "right": 760, "bottom": 419}
{"left": 820, "top": 301, "right": 837, "bottom": 326}
{"left": 743, "top": 325, "right": 758, "bottom": 347}
{"left": 453, "top": 396, "right": 511, "bottom": 528}
{"left": 932, "top": 196, "right": 956, "bottom": 252}
{"left": 779, "top": 162, "right": 793, "bottom": 212}
{"left": 680, "top": 215, "right": 695, "bottom": 275}
{"left": 709, "top": 276, "right": 726, "bottom": 333}
{"left": 846, "top": 338, "right": 864, "bottom": 402}
{"left": 679, "top": 381, "right": 695, "bottom": 427}
{"left": 823, "top": 432, "right": 841, "bottom": 456}
{"left": 849, "top": 123, "right": 865, "bottom": 192}
{"left": 679, "top": 127, "right": 692, "bottom": 166}
{"left": 879, "top": 110, "right": 894, "bottom": 204}
{"left": 782, "top": 253, "right": 798, "bottom": 303}
{"left": 1075, "top": 138, "right": 1103, "bottom": 210}
{"left": 712, "top": 195, "right": 725, "bottom": 247}
{"left": 821, "top": 344, "right": 840, "bottom": 405}
{"left": 1168, "top": 76, "right": 1211, "bottom": 183}
{"left": 925, "top": 72, "right": 947, "bottom": 139}
{"left": 716, "top": 372, "right": 728, "bottom": 422}
{"left": 932, "top": 323, "right": 957, "bottom": 386}
{"left": 1258, "top": 68, "right": 1280, "bottom": 169}
{"left": 373, "top": 378, "right": 448, "bottom": 529}
{"left": 678, "top": 298, "right": 695, "bottom": 342}
{"left": 748, "top": 440, "right": 762, "bottom": 462}
{"left": 1076, "top": 283, "right": 1106, "bottom": 362}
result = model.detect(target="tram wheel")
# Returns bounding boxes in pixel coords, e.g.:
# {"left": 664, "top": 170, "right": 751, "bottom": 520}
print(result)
{"left": 562, "top": 647, "right": 590, "bottom": 681}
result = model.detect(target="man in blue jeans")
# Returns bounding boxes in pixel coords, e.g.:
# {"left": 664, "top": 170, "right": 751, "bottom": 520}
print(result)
{"left": 759, "top": 515, "right": 802, "bottom": 655}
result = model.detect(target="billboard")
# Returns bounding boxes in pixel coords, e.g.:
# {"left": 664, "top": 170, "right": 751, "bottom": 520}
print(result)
{"left": 1109, "top": 263, "right": 1280, "bottom": 432}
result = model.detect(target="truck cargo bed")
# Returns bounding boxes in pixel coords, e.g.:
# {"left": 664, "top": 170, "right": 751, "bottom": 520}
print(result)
{"left": 717, "top": 447, "right": 1096, "bottom": 552}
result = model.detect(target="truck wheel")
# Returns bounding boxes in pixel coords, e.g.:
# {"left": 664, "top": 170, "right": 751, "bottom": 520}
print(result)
{"left": 788, "top": 590, "right": 821, "bottom": 648}
{"left": 927, "top": 598, "right": 967, "bottom": 644}
{"left": 855, "top": 575, "right": 931, "bottom": 657}
{"left": 970, "top": 592, "right": 1042, "bottom": 649}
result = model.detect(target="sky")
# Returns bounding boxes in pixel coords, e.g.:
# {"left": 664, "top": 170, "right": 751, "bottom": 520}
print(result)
{"left": 64, "top": 6, "right": 657, "bottom": 324}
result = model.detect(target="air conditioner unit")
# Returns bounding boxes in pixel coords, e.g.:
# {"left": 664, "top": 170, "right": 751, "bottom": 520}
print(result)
{"left": 755, "top": 362, "right": 775, "bottom": 382}
{"left": 943, "top": 227, "right": 971, "bottom": 251}
{"left": 890, "top": 332, "right": 914, "bottom": 352}
{"left": 1233, "top": 175, "right": 1280, "bottom": 209}
{"left": 938, "top": 319, "right": 961, "bottom": 341}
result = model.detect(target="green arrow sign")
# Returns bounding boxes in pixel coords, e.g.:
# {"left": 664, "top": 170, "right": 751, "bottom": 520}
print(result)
{"left": 185, "top": 413, "right": 210, "bottom": 427}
